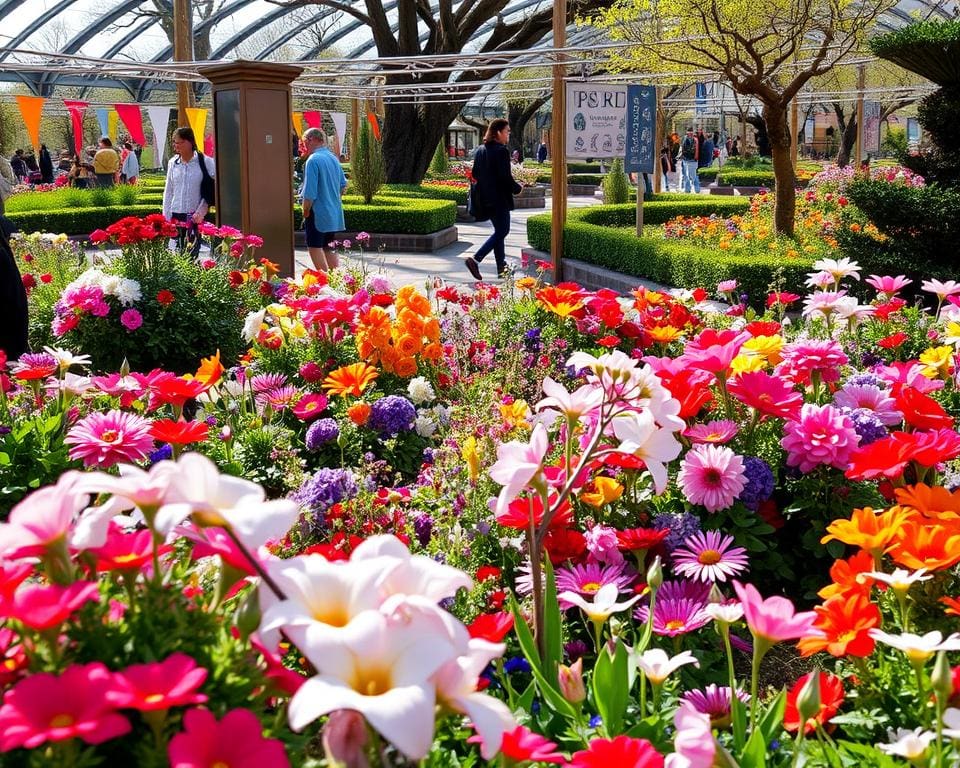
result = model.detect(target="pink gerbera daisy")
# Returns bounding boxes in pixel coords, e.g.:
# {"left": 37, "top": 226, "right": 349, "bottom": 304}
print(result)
{"left": 684, "top": 420, "right": 738, "bottom": 445}
{"left": 635, "top": 593, "right": 712, "bottom": 637}
{"left": 677, "top": 444, "right": 747, "bottom": 513}
{"left": 681, "top": 684, "right": 750, "bottom": 728}
{"left": 258, "top": 385, "right": 300, "bottom": 411}
{"left": 728, "top": 371, "right": 803, "bottom": 420}
{"left": 555, "top": 561, "right": 635, "bottom": 605}
{"left": 64, "top": 409, "right": 154, "bottom": 468}
{"left": 672, "top": 530, "right": 749, "bottom": 582}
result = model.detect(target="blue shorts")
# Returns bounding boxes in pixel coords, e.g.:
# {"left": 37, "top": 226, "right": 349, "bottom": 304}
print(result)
{"left": 304, "top": 213, "right": 337, "bottom": 248}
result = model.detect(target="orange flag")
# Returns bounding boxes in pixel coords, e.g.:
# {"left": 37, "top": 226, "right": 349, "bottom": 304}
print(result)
{"left": 15, "top": 95, "right": 45, "bottom": 152}
{"left": 366, "top": 112, "right": 381, "bottom": 141}
{"left": 292, "top": 112, "right": 304, "bottom": 137}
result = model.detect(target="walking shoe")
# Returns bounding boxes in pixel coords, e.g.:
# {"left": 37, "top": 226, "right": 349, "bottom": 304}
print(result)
{"left": 465, "top": 257, "right": 482, "bottom": 280}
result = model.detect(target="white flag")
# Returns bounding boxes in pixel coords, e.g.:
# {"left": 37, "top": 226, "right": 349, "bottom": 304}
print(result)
{"left": 146, "top": 106, "right": 172, "bottom": 168}
{"left": 329, "top": 112, "right": 347, "bottom": 156}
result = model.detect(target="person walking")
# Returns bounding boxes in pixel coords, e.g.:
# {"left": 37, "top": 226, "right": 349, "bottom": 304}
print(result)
{"left": 10, "top": 151, "right": 27, "bottom": 183}
{"left": 121, "top": 142, "right": 140, "bottom": 185}
{"left": 537, "top": 141, "right": 548, "bottom": 163}
{"left": 93, "top": 138, "right": 120, "bottom": 188}
{"left": 38, "top": 145, "right": 54, "bottom": 184}
{"left": 300, "top": 127, "right": 347, "bottom": 272}
{"left": 700, "top": 132, "right": 715, "bottom": 170}
{"left": 680, "top": 127, "right": 700, "bottom": 193}
{"left": 0, "top": 219, "right": 29, "bottom": 361}
{"left": 162, "top": 127, "right": 215, "bottom": 258}
{"left": 464, "top": 118, "right": 523, "bottom": 280}
{"left": 660, "top": 146, "right": 673, "bottom": 192}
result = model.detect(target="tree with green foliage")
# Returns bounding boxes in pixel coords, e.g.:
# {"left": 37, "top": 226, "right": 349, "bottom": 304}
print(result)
{"left": 429, "top": 141, "right": 450, "bottom": 177}
{"left": 602, "top": 159, "right": 631, "bottom": 204}
{"left": 351, "top": 119, "right": 386, "bottom": 204}
{"left": 589, "top": 0, "right": 895, "bottom": 236}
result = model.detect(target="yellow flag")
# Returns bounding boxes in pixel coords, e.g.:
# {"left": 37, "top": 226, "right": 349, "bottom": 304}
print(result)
{"left": 107, "top": 110, "right": 118, "bottom": 145}
{"left": 292, "top": 112, "right": 304, "bottom": 137}
{"left": 185, "top": 107, "right": 208, "bottom": 146}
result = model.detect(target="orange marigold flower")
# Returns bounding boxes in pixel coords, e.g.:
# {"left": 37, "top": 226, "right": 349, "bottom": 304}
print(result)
{"left": 500, "top": 400, "right": 531, "bottom": 430}
{"left": 422, "top": 343, "right": 444, "bottom": 362}
{"left": 393, "top": 357, "right": 418, "bottom": 378}
{"left": 647, "top": 326, "right": 683, "bottom": 344}
{"left": 395, "top": 334, "right": 422, "bottom": 358}
{"left": 797, "top": 593, "right": 881, "bottom": 658}
{"left": 887, "top": 519, "right": 960, "bottom": 572}
{"left": 821, "top": 506, "right": 915, "bottom": 557}
{"left": 346, "top": 401, "right": 371, "bottom": 426}
{"left": 817, "top": 550, "right": 876, "bottom": 601}
{"left": 895, "top": 483, "right": 960, "bottom": 521}
{"left": 322, "top": 362, "right": 379, "bottom": 398}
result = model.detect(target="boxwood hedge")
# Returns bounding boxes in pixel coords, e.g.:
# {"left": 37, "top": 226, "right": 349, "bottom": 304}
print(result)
{"left": 294, "top": 196, "right": 456, "bottom": 234}
{"left": 5, "top": 205, "right": 165, "bottom": 235}
{"left": 526, "top": 199, "right": 812, "bottom": 301}
{"left": 377, "top": 183, "right": 468, "bottom": 205}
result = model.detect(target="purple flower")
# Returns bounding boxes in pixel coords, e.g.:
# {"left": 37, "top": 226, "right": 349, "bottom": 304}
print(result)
{"left": 413, "top": 513, "right": 434, "bottom": 547}
{"left": 737, "top": 456, "right": 775, "bottom": 511}
{"left": 306, "top": 418, "right": 340, "bottom": 450}
{"left": 841, "top": 407, "right": 888, "bottom": 445}
{"left": 368, "top": 395, "right": 416, "bottom": 438}
{"left": 291, "top": 468, "right": 358, "bottom": 515}
{"left": 652, "top": 512, "right": 702, "bottom": 551}
{"left": 148, "top": 444, "right": 173, "bottom": 464}
{"left": 249, "top": 372, "right": 287, "bottom": 393}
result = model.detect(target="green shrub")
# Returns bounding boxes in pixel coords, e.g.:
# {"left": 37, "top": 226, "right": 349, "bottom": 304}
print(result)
{"left": 429, "top": 142, "right": 450, "bottom": 177}
{"left": 698, "top": 167, "right": 720, "bottom": 181}
{"left": 5, "top": 205, "right": 164, "bottom": 236}
{"left": 602, "top": 159, "right": 631, "bottom": 204}
{"left": 5, "top": 185, "right": 144, "bottom": 213}
{"left": 715, "top": 169, "right": 776, "bottom": 187}
{"left": 293, "top": 196, "right": 455, "bottom": 234}
{"left": 376, "top": 183, "right": 468, "bottom": 205}
{"left": 350, "top": 119, "right": 385, "bottom": 204}
{"left": 870, "top": 19, "right": 960, "bottom": 87}
{"left": 568, "top": 174, "right": 604, "bottom": 185}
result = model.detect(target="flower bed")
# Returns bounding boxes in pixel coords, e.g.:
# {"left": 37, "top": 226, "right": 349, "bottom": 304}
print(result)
{"left": 4, "top": 216, "right": 960, "bottom": 766}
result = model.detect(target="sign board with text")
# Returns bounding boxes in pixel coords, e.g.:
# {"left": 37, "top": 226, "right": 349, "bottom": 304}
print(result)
{"left": 565, "top": 83, "right": 628, "bottom": 158}
{"left": 625, "top": 85, "right": 656, "bottom": 174}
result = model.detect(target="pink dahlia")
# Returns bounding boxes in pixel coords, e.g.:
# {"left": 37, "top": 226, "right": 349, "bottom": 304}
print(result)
{"left": 0, "top": 663, "right": 131, "bottom": 751}
{"left": 64, "top": 409, "right": 154, "bottom": 468}
{"left": 168, "top": 707, "right": 289, "bottom": 768}
{"left": 677, "top": 444, "right": 747, "bottom": 513}
{"left": 672, "top": 530, "right": 749, "bottom": 583}
{"left": 776, "top": 340, "right": 848, "bottom": 387}
{"left": 781, "top": 403, "right": 859, "bottom": 473}
{"left": 120, "top": 308, "right": 143, "bottom": 332}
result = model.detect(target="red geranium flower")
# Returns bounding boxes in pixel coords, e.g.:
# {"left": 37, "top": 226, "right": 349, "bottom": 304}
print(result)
{"left": 745, "top": 320, "right": 782, "bottom": 337}
{"left": 157, "top": 289, "right": 175, "bottom": 306}
{"left": 151, "top": 377, "right": 209, "bottom": 409}
{"left": 878, "top": 332, "right": 908, "bottom": 349}
{"left": 783, "top": 671, "right": 845, "bottom": 735}
{"left": 150, "top": 418, "right": 209, "bottom": 445}
{"left": 106, "top": 653, "right": 209, "bottom": 711}
{"left": 569, "top": 736, "right": 664, "bottom": 767}
{"left": 476, "top": 565, "right": 501, "bottom": 582}
{"left": 468, "top": 612, "right": 515, "bottom": 642}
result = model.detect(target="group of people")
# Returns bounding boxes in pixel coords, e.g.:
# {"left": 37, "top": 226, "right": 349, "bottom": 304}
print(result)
{"left": 659, "top": 127, "right": 740, "bottom": 193}
{"left": 67, "top": 138, "right": 141, "bottom": 189}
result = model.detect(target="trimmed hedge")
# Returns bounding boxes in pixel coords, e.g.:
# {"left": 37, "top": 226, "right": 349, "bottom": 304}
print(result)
{"left": 5, "top": 205, "right": 164, "bottom": 235}
{"left": 525, "top": 198, "right": 810, "bottom": 301}
{"left": 529, "top": 161, "right": 603, "bottom": 174}
{"left": 377, "top": 183, "right": 468, "bottom": 205}
{"left": 293, "top": 196, "right": 456, "bottom": 234}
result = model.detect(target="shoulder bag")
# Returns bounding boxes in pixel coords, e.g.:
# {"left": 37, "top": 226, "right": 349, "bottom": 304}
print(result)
{"left": 197, "top": 151, "right": 216, "bottom": 207}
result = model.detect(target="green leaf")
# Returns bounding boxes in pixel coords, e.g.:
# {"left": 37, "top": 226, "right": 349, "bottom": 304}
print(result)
{"left": 542, "top": 556, "right": 563, "bottom": 684}
{"left": 591, "top": 639, "right": 630, "bottom": 737}
{"left": 757, "top": 689, "right": 786, "bottom": 744}
{"left": 738, "top": 728, "right": 768, "bottom": 768}
{"left": 731, "top": 685, "right": 748, "bottom": 751}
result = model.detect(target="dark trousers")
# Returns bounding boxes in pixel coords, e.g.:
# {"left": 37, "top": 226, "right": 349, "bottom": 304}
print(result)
{"left": 171, "top": 213, "right": 202, "bottom": 258}
{"left": 473, "top": 207, "right": 511, "bottom": 273}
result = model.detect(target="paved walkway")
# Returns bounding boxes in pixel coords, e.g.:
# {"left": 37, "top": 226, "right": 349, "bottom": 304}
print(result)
{"left": 293, "top": 195, "right": 601, "bottom": 287}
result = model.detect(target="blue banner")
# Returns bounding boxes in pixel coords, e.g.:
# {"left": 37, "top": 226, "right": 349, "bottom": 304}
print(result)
{"left": 624, "top": 85, "right": 656, "bottom": 174}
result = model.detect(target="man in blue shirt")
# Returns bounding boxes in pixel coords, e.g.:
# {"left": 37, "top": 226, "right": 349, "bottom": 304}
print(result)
{"left": 301, "top": 127, "right": 347, "bottom": 271}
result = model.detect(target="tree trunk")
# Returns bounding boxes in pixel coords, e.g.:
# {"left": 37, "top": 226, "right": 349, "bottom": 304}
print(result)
{"left": 763, "top": 103, "right": 796, "bottom": 237}
{"left": 836, "top": 112, "right": 857, "bottom": 167}
{"left": 382, "top": 100, "right": 463, "bottom": 183}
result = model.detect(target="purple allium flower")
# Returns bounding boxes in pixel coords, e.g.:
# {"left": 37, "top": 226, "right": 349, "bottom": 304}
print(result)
{"left": 652, "top": 512, "right": 702, "bottom": 551}
{"left": 306, "top": 418, "right": 340, "bottom": 450}
{"left": 738, "top": 456, "right": 775, "bottom": 511}
{"left": 844, "top": 372, "right": 887, "bottom": 390}
{"left": 413, "top": 513, "right": 434, "bottom": 547}
{"left": 291, "top": 467, "right": 358, "bottom": 515}
{"left": 841, "top": 407, "right": 889, "bottom": 446}
{"left": 368, "top": 395, "right": 416, "bottom": 438}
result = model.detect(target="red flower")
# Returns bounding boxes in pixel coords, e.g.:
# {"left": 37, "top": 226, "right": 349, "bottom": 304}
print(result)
{"left": 496, "top": 494, "right": 573, "bottom": 531}
{"left": 569, "top": 736, "right": 664, "bottom": 767}
{"left": 658, "top": 368, "right": 714, "bottom": 419}
{"left": 292, "top": 393, "right": 329, "bottom": 421}
{"left": 616, "top": 527, "right": 669, "bottom": 552}
{"left": 783, "top": 671, "right": 845, "bottom": 734}
{"left": 168, "top": 707, "right": 290, "bottom": 767}
{"left": 691, "top": 287, "right": 707, "bottom": 302}
{"left": 151, "top": 377, "right": 209, "bottom": 409}
{"left": 744, "top": 320, "right": 782, "bottom": 337}
{"left": 476, "top": 565, "right": 501, "bottom": 582}
{"left": 596, "top": 335, "right": 620, "bottom": 348}
{"left": 896, "top": 387, "right": 955, "bottom": 431}
{"left": 468, "top": 612, "right": 515, "bottom": 642}
{"left": 766, "top": 291, "right": 801, "bottom": 308}
{"left": 40, "top": 273, "right": 52, "bottom": 284}
{"left": 542, "top": 527, "right": 587, "bottom": 564}
{"left": 470, "top": 725, "right": 565, "bottom": 764}
{"left": 20, "top": 273, "right": 35, "bottom": 290}
{"left": 878, "top": 332, "right": 908, "bottom": 349}
{"left": 5, "top": 581, "right": 100, "bottom": 631}
{"left": 89, "top": 229, "right": 110, "bottom": 244}
{"left": 106, "top": 653, "right": 209, "bottom": 711}
{"left": 90, "top": 523, "right": 173, "bottom": 572}
{"left": 157, "top": 289, "right": 175, "bottom": 306}
{"left": 0, "top": 628, "right": 27, "bottom": 687}
{"left": 150, "top": 418, "right": 209, "bottom": 445}
{"left": 874, "top": 298, "right": 907, "bottom": 321}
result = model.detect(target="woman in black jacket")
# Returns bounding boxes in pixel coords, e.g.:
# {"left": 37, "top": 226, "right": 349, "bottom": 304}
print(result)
{"left": 0, "top": 217, "right": 29, "bottom": 361}
{"left": 465, "top": 119, "right": 522, "bottom": 280}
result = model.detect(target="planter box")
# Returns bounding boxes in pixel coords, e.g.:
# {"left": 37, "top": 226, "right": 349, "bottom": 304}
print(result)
{"left": 709, "top": 185, "right": 736, "bottom": 196}
{"left": 568, "top": 184, "right": 599, "bottom": 196}
{"left": 515, "top": 186, "right": 546, "bottom": 209}
{"left": 294, "top": 226, "right": 458, "bottom": 253}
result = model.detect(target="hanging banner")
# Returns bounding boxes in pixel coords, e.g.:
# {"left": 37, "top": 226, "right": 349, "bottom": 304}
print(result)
{"left": 366, "top": 112, "right": 381, "bottom": 141}
{"left": 95, "top": 108, "right": 109, "bottom": 140}
{"left": 624, "top": 85, "right": 656, "bottom": 174}
{"left": 185, "top": 107, "right": 207, "bottom": 147}
{"left": 146, "top": 106, "right": 172, "bottom": 167}
{"left": 303, "top": 111, "right": 322, "bottom": 130}
{"left": 107, "top": 110, "right": 119, "bottom": 145}
{"left": 292, "top": 112, "right": 304, "bottom": 137}
{"left": 565, "top": 83, "right": 627, "bottom": 159}
{"left": 14, "top": 95, "right": 45, "bottom": 152}
{"left": 115, "top": 104, "right": 147, "bottom": 146}
{"left": 329, "top": 112, "right": 347, "bottom": 156}
{"left": 63, "top": 100, "right": 89, "bottom": 158}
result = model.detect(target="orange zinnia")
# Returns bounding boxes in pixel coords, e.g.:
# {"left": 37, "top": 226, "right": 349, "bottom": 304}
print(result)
{"left": 322, "top": 362, "right": 379, "bottom": 397}
{"left": 797, "top": 593, "right": 881, "bottom": 658}
{"left": 821, "top": 505, "right": 915, "bottom": 558}
{"left": 536, "top": 286, "right": 585, "bottom": 318}
{"left": 887, "top": 519, "right": 960, "bottom": 572}
{"left": 647, "top": 326, "right": 683, "bottom": 344}
{"left": 895, "top": 483, "right": 960, "bottom": 521}
{"left": 817, "top": 550, "right": 876, "bottom": 601}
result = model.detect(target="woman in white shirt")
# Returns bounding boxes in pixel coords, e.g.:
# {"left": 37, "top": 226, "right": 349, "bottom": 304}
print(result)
{"left": 161, "top": 127, "right": 215, "bottom": 257}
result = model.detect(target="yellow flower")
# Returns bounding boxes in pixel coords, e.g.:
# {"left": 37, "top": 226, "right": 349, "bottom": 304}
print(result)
{"left": 648, "top": 326, "right": 683, "bottom": 344}
{"left": 730, "top": 353, "right": 767, "bottom": 375}
{"left": 580, "top": 476, "right": 624, "bottom": 508}
{"left": 515, "top": 276, "right": 538, "bottom": 292}
{"left": 462, "top": 436, "right": 480, "bottom": 484}
{"left": 919, "top": 346, "right": 955, "bottom": 379}
{"left": 743, "top": 335, "right": 783, "bottom": 365}
{"left": 943, "top": 321, "right": 960, "bottom": 348}
{"left": 500, "top": 400, "right": 531, "bottom": 430}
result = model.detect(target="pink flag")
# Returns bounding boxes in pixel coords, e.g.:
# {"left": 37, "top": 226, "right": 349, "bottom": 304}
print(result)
{"left": 303, "top": 111, "right": 322, "bottom": 129}
{"left": 63, "top": 100, "right": 89, "bottom": 157}
{"left": 114, "top": 104, "right": 146, "bottom": 146}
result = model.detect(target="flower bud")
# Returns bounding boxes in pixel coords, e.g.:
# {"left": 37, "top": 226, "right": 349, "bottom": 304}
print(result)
{"left": 558, "top": 658, "right": 586, "bottom": 703}
{"left": 232, "top": 584, "right": 262, "bottom": 642}
{"left": 933, "top": 651, "right": 953, "bottom": 703}
{"left": 120, "top": 357, "right": 131, "bottom": 377}
{"left": 646, "top": 555, "right": 663, "bottom": 592}
{"left": 795, "top": 672, "right": 822, "bottom": 730}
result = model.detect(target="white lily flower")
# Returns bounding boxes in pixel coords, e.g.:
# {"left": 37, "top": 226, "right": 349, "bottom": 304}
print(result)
{"left": 868, "top": 629, "right": 960, "bottom": 664}
{"left": 860, "top": 568, "right": 931, "bottom": 594}
{"left": 559, "top": 583, "right": 641, "bottom": 623}
{"left": 876, "top": 727, "right": 935, "bottom": 760}
{"left": 611, "top": 410, "right": 683, "bottom": 493}
{"left": 635, "top": 648, "right": 699, "bottom": 685}
{"left": 704, "top": 601, "right": 744, "bottom": 624}
{"left": 350, "top": 535, "right": 473, "bottom": 603}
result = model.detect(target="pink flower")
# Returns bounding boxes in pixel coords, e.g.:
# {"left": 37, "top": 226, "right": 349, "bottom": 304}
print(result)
{"left": 866, "top": 274, "right": 911, "bottom": 297}
{"left": 120, "top": 308, "right": 143, "bottom": 332}
{"left": 0, "top": 471, "right": 88, "bottom": 560}
{"left": 64, "top": 409, "right": 154, "bottom": 468}
{"left": 672, "top": 530, "right": 749, "bottom": 583}
{"left": 666, "top": 702, "right": 715, "bottom": 768}
{"left": 733, "top": 580, "right": 818, "bottom": 647}
{"left": 3, "top": 581, "right": 100, "bottom": 631}
{"left": 679, "top": 329, "right": 750, "bottom": 375}
{"left": 292, "top": 392, "right": 329, "bottom": 421}
{"left": 583, "top": 524, "right": 623, "bottom": 565}
{"left": 570, "top": 735, "right": 664, "bottom": 767}
{"left": 684, "top": 420, "right": 738, "bottom": 445}
{"left": 107, "top": 653, "right": 208, "bottom": 711}
{"left": 776, "top": 340, "right": 848, "bottom": 387}
{"left": 168, "top": 708, "right": 290, "bottom": 768}
{"left": 728, "top": 371, "right": 803, "bottom": 420}
{"left": 677, "top": 444, "right": 746, "bottom": 513}
{"left": 488, "top": 423, "right": 550, "bottom": 517}
{"left": 0, "top": 663, "right": 131, "bottom": 751}
{"left": 781, "top": 404, "right": 859, "bottom": 473}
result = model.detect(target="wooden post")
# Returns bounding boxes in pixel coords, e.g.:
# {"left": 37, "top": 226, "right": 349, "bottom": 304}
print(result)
{"left": 550, "top": 0, "right": 567, "bottom": 281}
{"left": 653, "top": 89, "right": 662, "bottom": 195}
{"left": 854, "top": 64, "right": 866, "bottom": 166}
{"left": 173, "top": 0, "right": 193, "bottom": 128}
{"left": 790, "top": 97, "right": 799, "bottom": 168}
{"left": 351, "top": 96, "right": 360, "bottom": 160}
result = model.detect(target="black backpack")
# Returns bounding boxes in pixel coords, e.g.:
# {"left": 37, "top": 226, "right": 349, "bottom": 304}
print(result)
{"left": 197, "top": 151, "right": 215, "bottom": 206}
{"left": 681, "top": 136, "right": 697, "bottom": 160}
